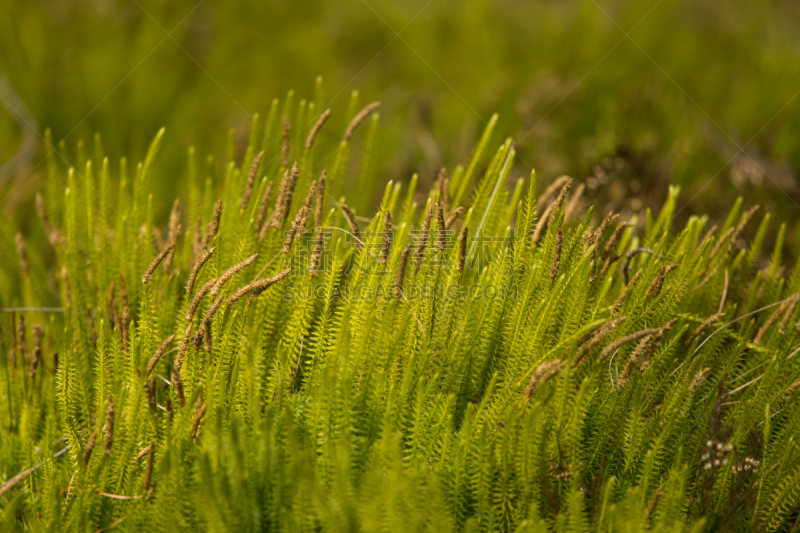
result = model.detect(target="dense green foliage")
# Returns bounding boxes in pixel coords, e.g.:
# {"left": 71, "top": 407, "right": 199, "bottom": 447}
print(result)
{"left": 2, "top": 93, "right": 800, "bottom": 532}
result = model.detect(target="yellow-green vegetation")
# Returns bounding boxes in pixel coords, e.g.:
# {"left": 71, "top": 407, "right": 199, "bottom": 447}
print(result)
{"left": 1, "top": 92, "right": 800, "bottom": 532}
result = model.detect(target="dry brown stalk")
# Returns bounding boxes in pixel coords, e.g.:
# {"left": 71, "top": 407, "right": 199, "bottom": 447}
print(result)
{"left": 164, "top": 198, "right": 181, "bottom": 272}
{"left": 121, "top": 306, "right": 130, "bottom": 354}
{"left": 779, "top": 297, "right": 799, "bottom": 335}
{"left": 457, "top": 226, "right": 468, "bottom": 274}
{"left": 548, "top": 180, "right": 572, "bottom": 225}
{"left": 538, "top": 175, "right": 571, "bottom": 205}
{"left": 15, "top": 232, "right": 29, "bottom": 276}
{"left": 436, "top": 200, "right": 446, "bottom": 252}
{"left": 281, "top": 116, "right": 291, "bottom": 167}
{"left": 309, "top": 231, "right": 324, "bottom": 277}
{"left": 439, "top": 168, "right": 451, "bottom": 216}
{"left": 186, "top": 246, "right": 216, "bottom": 295}
{"left": 344, "top": 101, "right": 381, "bottom": 142}
{"left": 709, "top": 227, "right": 735, "bottom": 259}
{"left": 104, "top": 395, "right": 115, "bottom": 454}
{"left": 727, "top": 205, "right": 759, "bottom": 254}
{"left": 241, "top": 151, "right": 264, "bottom": 211}
{"left": 698, "top": 224, "right": 718, "bottom": 249}
{"left": 83, "top": 432, "right": 97, "bottom": 467}
{"left": 146, "top": 334, "right": 176, "bottom": 377}
{"left": 211, "top": 254, "right": 259, "bottom": 295}
{"left": 550, "top": 229, "right": 562, "bottom": 281}
{"left": 394, "top": 244, "right": 411, "bottom": 297}
{"left": 564, "top": 183, "right": 585, "bottom": 222}
{"left": 530, "top": 202, "right": 556, "bottom": 246}
{"left": 315, "top": 169, "right": 326, "bottom": 227}
{"left": 380, "top": 211, "right": 393, "bottom": 265}
{"left": 305, "top": 108, "right": 331, "bottom": 150}
{"left": 142, "top": 243, "right": 174, "bottom": 284}
{"left": 227, "top": 268, "right": 292, "bottom": 307}
{"left": 255, "top": 181, "right": 274, "bottom": 234}
{"left": 684, "top": 312, "right": 725, "bottom": 349}
{"left": 173, "top": 323, "right": 194, "bottom": 374}
{"left": 602, "top": 222, "right": 633, "bottom": 260}
{"left": 278, "top": 163, "right": 301, "bottom": 223}
{"left": 445, "top": 206, "right": 464, "bottom": 229}
{"left": 646, "top": 264, "right": 678, "bottom": 299}
{"left": 755, "top": 295, "right": 797, "bottom": 343}
{"left": 415, "top": 202, "right": 434, "bottom": 268}
{"left": 36, "top": 193, "right": 65, "bottom": 246}
{"left": 341, "top": 204, "right": 361, "bottom": 245}
{"left": 611, "top": 272, "right": 640, "bottom": 319}
{"left": 598, "top": 327, "right": 661, "bottom": 362}
{"left": 143, "top": 442, "right": 155, "bottom": 492}
{"left": 572, "top": 316, "right": 627, "bottom": 366}
{"left": 523, "top": 359, "right": 565, "bottom": 400}
{"left": 186, "top": 278, "right": 217, "bottom": 321}
{"left": 193, "top": 216, "right": 203, "bottom": 263}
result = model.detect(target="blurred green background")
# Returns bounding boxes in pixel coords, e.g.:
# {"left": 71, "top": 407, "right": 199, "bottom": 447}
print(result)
{"left": 1, "top": 0, "right": 800, "bottom": 227}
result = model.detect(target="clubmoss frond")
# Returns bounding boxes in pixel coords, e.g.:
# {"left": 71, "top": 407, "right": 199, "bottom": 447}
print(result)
{"left": 5, "top": 94, "right": 800, "bottom": 533}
